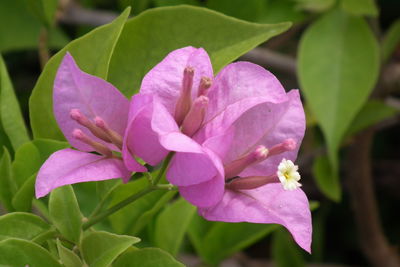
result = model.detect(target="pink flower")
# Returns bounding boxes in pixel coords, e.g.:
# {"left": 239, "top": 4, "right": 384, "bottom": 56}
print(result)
{"left": 124, "top": 47, "right": 312, "bottom": 252}
{"left": 35, "top": 53, "right": 145, "bottom": 198}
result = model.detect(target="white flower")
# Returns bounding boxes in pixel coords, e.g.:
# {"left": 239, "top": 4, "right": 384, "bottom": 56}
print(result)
{"left": 277, "top": 158, "right": 302, "bottom": 191}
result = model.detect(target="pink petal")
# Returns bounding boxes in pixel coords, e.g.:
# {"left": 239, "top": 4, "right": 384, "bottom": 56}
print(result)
{"left": 161, "top": 132, "right": 221, "bottom": 186}
{"left": 239, "top": 90, "right": 305, "bottom": 177}
{"left": 205, "top": 62, "right": 287, "bottom": 122}
{"left": 140, "top": 47, "right": 213, "bottom": 114}
{"left": 123, "top": 95, "right": 168, "bottom": 168}
{"left": 179, "top": 174, "right": 225, "bottom": 208}
{"left": 199, "top": 183, "right": 312, "bottom": 252}
{"left": 35, "top": 148, "right": 130, "bottom": 198}
{"left": 54, "top": 52, "right": 129, "bottom": 152}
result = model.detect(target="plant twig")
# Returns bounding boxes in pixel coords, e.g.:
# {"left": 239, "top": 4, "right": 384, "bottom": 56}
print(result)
{"left": 38, "top": 27, "right": 50, "bottom": 69}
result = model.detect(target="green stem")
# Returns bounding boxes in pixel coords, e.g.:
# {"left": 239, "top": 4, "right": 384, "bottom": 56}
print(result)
{"left": 32, "top": 228, "right": 57, "bottom": 245}
{"left": 153, "top": 152, "right": 174, "bottom": 185}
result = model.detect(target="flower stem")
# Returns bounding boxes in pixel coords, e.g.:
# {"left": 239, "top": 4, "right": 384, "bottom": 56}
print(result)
{"left": 152, "top": 152, "right": 174, "bottom": 185}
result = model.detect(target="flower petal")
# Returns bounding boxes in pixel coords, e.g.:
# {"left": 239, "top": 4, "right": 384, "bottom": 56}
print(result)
{"left": 35, "top": 148, "right": 130, "bottom": 198}
{"left": 123, "top": 94, "right": 169, "bottom": 168}
{"left": 161, "top": 132, "right": 220, "bottom": 186}
{"left": 205, "top": 62, "right": 287, "bottom": 122}
{"left": 179, "top": 174, "right": 225, "bottom": 208}
{"left": 199, "top": 183, "right": 312, "bottom": 252}
{"left": 54, "top": 52, "right": 129, "bottom": 151}
{"left": 140, "top": 47, "right": 213, "bottom": 113}
{"left": 239, "top": 90, "right": 305, "bottom": 177}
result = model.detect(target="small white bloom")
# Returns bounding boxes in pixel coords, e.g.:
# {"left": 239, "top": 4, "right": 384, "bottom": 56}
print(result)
{"left": 277, "top": 158, "right": 302, "bottom": 191}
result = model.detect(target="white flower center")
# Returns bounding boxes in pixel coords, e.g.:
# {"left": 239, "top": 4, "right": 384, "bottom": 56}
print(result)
{"left": 277, "top": 158, "right": 302, "bottom": 191}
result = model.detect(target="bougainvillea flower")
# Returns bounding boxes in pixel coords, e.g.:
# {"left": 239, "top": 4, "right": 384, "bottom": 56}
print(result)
{"left": 124, "top": 47, "right": 312, "bottom": 251}
{"left": 35, "top": 53, "right": 145, "bottom": 198}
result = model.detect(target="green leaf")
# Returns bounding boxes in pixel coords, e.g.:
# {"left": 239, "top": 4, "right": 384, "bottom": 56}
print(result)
{"left": 81, "top": 231, "right": 140, "bottom": 267}
{"left": 57, "top": 239, "right": 83, "bottom": 267}
{"left": 108, "top": 5, "right": 291, "bottom": 96}
{"left": 113, "top": 247, "right": 185, "bottom": 267}
{"left": 0, "top": 212, "right": 50, "bottom": 241}
{"left": 188, "top": 214, "right": 277, "bottom": 265}
{"left": 25, "top": 0, "right": 58, "bottom": 27}
{"left": 298, "top": 9, "right": 379, "bottom": 171}
{"left": 11, "top": 142, "right": 41, "bottom": 187}
{"left": 295, "top": 0, "right": 335, "bottom": 12}
{"left": 0, "top": 0, "right": 68, "bottom": 52}
{"left": 206, "top": 0, "right": 267, "bottom": 22}
{"left": 0, "top": 238, "right": 61, "bottom": 266}
{"left": 29, "top": 8, "right": 130, "bottom": 140}
{"left": 0, "top": 55, "right": 30, "bottom": 150}
{"left": 0, "top": 147, "right": 14, "bottom": 211}
{"left": 154, "top": 197, "right": 196, "bottom": 256}
{"left": 346, "top": 100, "right": 399, "bottom": 137}
{"left": 49, "top": 185, "right": 82, "bottom": 243}
{"left": 312, "top": 155, "right": 341, "bottom": 201}
{"left": 340, "top": 0, "right": 378, "bottom": 17}
{"left": 382, "top": 19, "right": 400, "bottom": 62}
{"left": 32, "top": 138, "right": 70, "bottom": 160}
{"left": 272, "top": 227, "right": 305, "bottom": 267}
{"left": 12, "top": 173, "right": 36, "bottom": 211}
{"left": 109, "top": 178, "right": 176, "bottom": 235}
{"left": 259, "top": 0, "right": 307, "bottom": 24}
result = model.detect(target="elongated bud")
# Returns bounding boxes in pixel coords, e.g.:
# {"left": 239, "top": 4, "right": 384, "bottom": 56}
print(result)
{"left": 94, "top": 117, "right": 123, "bottom": 149}
{"left": 73, "top": 129, "right": 113, "bottom": 157}
{"left": 70, "top": 109, "right": 110, "bottom": 142}
{"left": 226, "top": 174, "right": 278, "bottom": 190}
{"left": 174, "top": 67, "right": 194, "bottom": 125}
{"left": 268, "top": 138, "right": 297, "bottom": 157}
{"left": 197, "top": 77, "right": 212, "bottom": 96}
{"left": 181, "top": 96, "right": 209, "bottom": 137}
{"left": 224, "top": 145, "right": 269, "bottom": 179}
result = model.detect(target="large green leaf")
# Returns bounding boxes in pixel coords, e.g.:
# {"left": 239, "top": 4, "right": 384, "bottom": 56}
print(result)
{"left": 0, "top": 212, "right": 49, "bottom": 241}
{"left": 57, "top": 239, "right": 83, "bottom": 267}
{"left": 81, "top": 231, "right": 140, "bottom": 267}
{"left": 113, "top": 248, "right": 185, "bottom": 267}
{"left": 188, "top": 214, "right": 277, "bottom": 265}
{"left": 12, "top": 173, "right": 36, "bottom": 211}
{"left": 0, "top": 0, "right": 68, "bottom": 52}
{"left": 108, "top": 5, "right": 291, "bottom": 96}
{"left": 272, "top": 227, "right": 305, "bottom": 267}
{"left": 49, "top": 185, "right": 82, "bottom": 243}
{"left": 0, "top": 238, "right": 61, "bottom": 266}
{"left": 0, "top": 55, "right": 30, "bottom": 150}
{"left": 29, "top": 8, "right": 130, "bottom": 140}
{"left": 11, "top": 142, "right": 41, "bottom": 188}
{"left": 109, "top": 178, "right": 176, "bottom": 235}
{"left": 340, "top": 0, "right": 378, "bottom": 17}
{"left": 0, "top": 147, "right": 13, "bottom": 211}
{"left": 382, "top": 19, "right": 400, "bottom": 62}
{"left": 298, "top": 9, "right": 379, "bottom": 171}
{"left": 154, "top": 197, "right": 196, "bottom": 256}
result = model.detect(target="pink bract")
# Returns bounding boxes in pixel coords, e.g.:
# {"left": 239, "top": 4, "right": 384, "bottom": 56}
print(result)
{"left": 124, "top": 47, "right": 312, "bottom": 252}
{"left": 35, "top": 53, "right": 145, "bottom": 198}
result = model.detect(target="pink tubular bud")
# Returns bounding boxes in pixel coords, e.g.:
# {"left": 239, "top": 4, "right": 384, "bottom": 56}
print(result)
{"left": 181, "top": 96, "right": 209, "bottom": 137}
{"left": 268, "top": 138, "right": 297, "bottom": 157}
{"left": 174, "top": 67, "right": 195, "bottom": 125}
{"left": 224, "top": 145, "right": 269, "bottom": 179}
{"left": 70, "top": 109, "right": 110, "bottom": 142}
{"left": 94, "top": 117, "right": 123, "bottom": 150}
{"left": 226, "top": 175, "right": 278, "bottom": 190}
{"left": 73, "top": 129, "right": 113, "bottom": 157}
{"left": 197, "top": 77, "right": 212, "bottom": 96}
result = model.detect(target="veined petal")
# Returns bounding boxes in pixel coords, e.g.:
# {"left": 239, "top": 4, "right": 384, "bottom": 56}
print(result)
{"left": 179, "top": 174, "right": 225, "bottom": 208}
{"left": 35, "top": 148, "right": 130, "bottom": 198}
{"left": 205, "top": 62, "right": 287, "bottom": 122}
{"left": 140, "top": 47, "right": 213, "bottom": 114}
{"left": 239, "top": 90, "right": 305, "bottom": 177}
{"left": 161, "top": 132, "right": 221, "bottom": 186}
{"left": 199, "top": 183, "right": 312, "bottom": 253}
{"left": 54, "top": 52, "right": 129, "bottom": 152}
{"left": 123, "top": 94, "right": 169, "bottom": 168}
